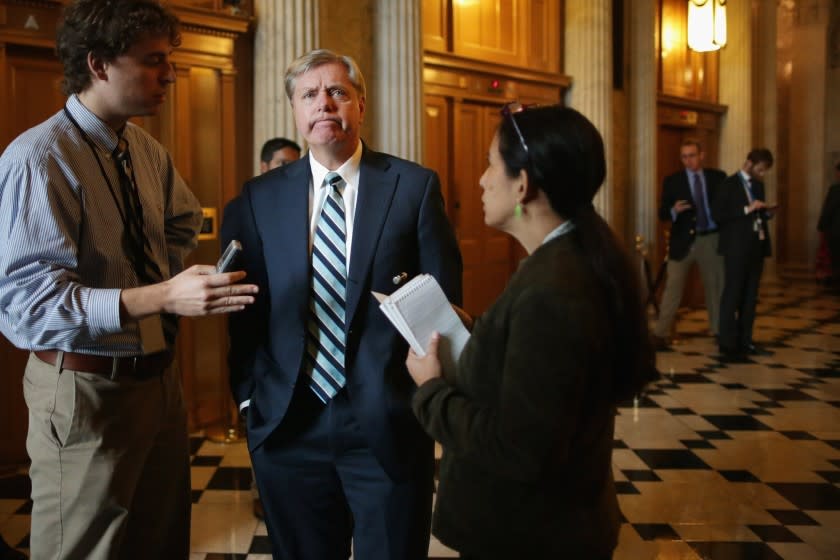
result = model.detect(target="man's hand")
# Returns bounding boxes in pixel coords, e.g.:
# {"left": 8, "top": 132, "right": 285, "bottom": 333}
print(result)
{"left": 747, "top": 199, "right": 767, "bottom": 213}
{"left": 120, "top": 264, "right": 258, "bottom": 320}
{"left": 406, "top": 332, "right": 443, "bottom": 386}
{"left": 161, "top": 265, "right": 259, "bottom": 316}
{"left": 673, "top": 200, "right": 692, "bottom": 214}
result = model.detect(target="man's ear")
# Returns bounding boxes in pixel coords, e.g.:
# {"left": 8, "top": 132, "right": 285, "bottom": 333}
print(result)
{"left": 87, "top": 52, "right": 108, "bottom": 82}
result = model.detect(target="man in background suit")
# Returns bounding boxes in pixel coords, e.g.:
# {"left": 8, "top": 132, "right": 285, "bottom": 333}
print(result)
{"left": 712, "top": 148, "right": 775, "bottom": 358}
{"left": 652, "top": 139, "right": 726, "bottom": 349}
{"left": 817, "top": 162, "right": 840, "bottom": 288}
{"left": 221, "top": 49, "right": 462, "bottom": 559}
{"left": 259, "top": 137, "right": 302, "bottom": 173}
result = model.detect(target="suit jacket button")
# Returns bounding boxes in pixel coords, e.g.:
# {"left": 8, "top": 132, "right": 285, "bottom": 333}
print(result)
{"left": 689, "top": 229, "right": 695, "bottom": 235}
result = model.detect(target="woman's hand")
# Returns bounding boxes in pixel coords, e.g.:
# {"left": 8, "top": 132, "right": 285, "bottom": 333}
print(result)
{"left": 406, "top": 332, "right": 443, "bottom": 386}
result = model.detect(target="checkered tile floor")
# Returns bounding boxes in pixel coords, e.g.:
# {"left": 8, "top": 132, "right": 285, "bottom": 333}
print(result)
{"left": 2, "top": 278, "right": 839, "bottom": 559}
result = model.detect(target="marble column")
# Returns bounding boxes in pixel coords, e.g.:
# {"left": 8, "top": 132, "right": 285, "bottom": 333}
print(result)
{"left": 370, "top": 0, "right": 424, "bottom": 162}
{"left": 718, "top": 0, "right": 752, "bottom": 173}
{"left": 753, "top": 0, "right": 778, "bottom": 273}
{"left": 629, "top": 0, "right": 658, "bottom": 251}
{"left": 253, "top": 0, "right": 319, "bottom": 174}
{"left": 785, "top": 0, "right": 829, "bottom": 269}
{"left": 564, "top": 0, "right": 613, "bottom": 222}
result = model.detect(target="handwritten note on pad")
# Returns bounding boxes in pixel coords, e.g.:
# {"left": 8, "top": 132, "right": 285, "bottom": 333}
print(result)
{"left": 373, "top": 274, "right": 470, "bottom": 378}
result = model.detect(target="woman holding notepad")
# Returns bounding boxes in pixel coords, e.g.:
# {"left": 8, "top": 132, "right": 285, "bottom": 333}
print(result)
{"left": 406, "top": 104, "right": 658, "bottom": 559}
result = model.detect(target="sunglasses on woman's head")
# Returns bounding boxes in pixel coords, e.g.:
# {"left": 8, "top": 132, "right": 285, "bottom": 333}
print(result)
{"left": 500, "top": 101, "right": 534, "bottom": 155}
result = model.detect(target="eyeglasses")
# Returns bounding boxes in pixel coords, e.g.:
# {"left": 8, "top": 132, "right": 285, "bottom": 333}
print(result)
{"left": 500, "top": 101, "right": 533, "bottom": 155}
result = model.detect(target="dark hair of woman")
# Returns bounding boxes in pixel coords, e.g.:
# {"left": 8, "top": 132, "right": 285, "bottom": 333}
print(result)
{"left": 497, "top": 105, "right": 658, "bottom": 402}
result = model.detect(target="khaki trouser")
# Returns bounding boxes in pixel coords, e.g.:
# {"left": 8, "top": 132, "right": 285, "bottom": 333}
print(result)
{"left": 23, "top": 352, "right": 190, "bottom": 560}
{"left": 654, "top": 232, "right": 724, "bottom": 338}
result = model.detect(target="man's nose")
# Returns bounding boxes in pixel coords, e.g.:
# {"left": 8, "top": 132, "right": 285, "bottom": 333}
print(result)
{"left": 162, "top": 62, "right": 176, "bottom": 83}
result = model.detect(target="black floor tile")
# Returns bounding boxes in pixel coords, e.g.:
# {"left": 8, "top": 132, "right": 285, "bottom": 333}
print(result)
{"left": 192, "top": 455, "right": 224, "bottom": 467}
{"left": 621, "top": 469, "right": 661, "bottom": 482}
{"left": 722, "top": 382, "right": 748, "bottom": 390}
{"left": 632, "top": 523, "right": 680, "bottom": 541}
{"left": 205, "top": 467, "right": 253, "bottom": 491}
{"left": 740, "top": 407, "right": 773, "bottom": 416}
{"left": 614, "top": 481, "right": 640, "bottom": 495}
{"left": 0, "top": 475, "right": 30, "bottom": 500}
{"left": 205, "top": 554, "right": 247, "bottom": 560}
{"left": 815, "top": 470, "right": 840, "bottom": 484}
{"left": 14, "top": 535, "right": 28, "bottom": 550}
{"left": 14, "top": 501, "right": 32, "bottom": 514}
{"left": 687, "top": 541, "right": 783, "bottom": 560}
{"left": 753, "top": 400, "right": 783, "bottom": 409}
{"left": 798, "top": 367, "right": 840, "bottom": 378}
{"left": 191, "top": 490, "right": 203, "bottom": 504}
{"left": 613, "top": 439, "right": 628, "bottom": 449}
{"left": 825, "top": 440, "right": 840, "bottom": 451}
{"left": 768, "top": 482, "right": 840, "bottom": 510}
{"left": 696, "top": 430, "right": 733, "bottom": 440}
{"left": 780, "top": 431, "right": 817, "bottom": 440}
{"left": 681, "top": 439, "right": 716, "bottom": 450}
{"left": 189, "top": 436, "right": 205, "bottom": 455}
{"left": 766, "top": 509, "right": 819, "bottom": 526}
{"left": 702, "top": 415, "right": 773, "bottom": 431}
{"left": 633, "top": 449, "right": 710, "bottom": 470}
{"left": 747, "top": 524, "right": 802, "bottom": 542}
{"left": 670, "top": 373, "right": 714, "bottom": 384}
{"left": 249, "top": 535, "right": 273, "bottom": 554}
{"left": 719, "top": 470, "right": 760, "bottom": 482}
{"left": 665, "top": 407, "right": 695, "bottom": 415}
{"left": 754, "top": 389, "right": 817, "bottom": 401}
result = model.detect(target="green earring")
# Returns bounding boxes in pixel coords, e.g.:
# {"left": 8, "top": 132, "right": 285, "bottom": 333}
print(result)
{"left": 514, "top": 203, "right": 523, "bottom": 218}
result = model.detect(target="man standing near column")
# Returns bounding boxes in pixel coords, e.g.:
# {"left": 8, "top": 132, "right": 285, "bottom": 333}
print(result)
{"left": 259, "top": 137, "right": 302, "bottom": 174}
{"left": 652, "top": 140, "right": 726, "bottom": 349}
{"left": 222, "top": 49, "right": 462, "bottom": 559}
{"left": 0, "top": 1, "right": 258, "bottom": 558}
{"left": 712, "top": 148, "right": 775, "bottom": 358}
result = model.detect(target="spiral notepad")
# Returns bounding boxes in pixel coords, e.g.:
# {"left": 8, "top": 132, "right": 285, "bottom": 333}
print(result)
{"left": 373, "top": 274, "right": 470, "bottom": 378}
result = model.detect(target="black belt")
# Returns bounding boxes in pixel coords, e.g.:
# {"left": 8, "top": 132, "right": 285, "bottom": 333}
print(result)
{"left": 696, "top": 229, "right": 719, "bottom": 236}
{"left": 34, "top": 350, "right": 173, "bottom": 380}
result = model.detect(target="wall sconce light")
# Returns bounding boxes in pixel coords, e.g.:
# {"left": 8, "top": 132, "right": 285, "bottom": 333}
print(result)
{"left": 687, "top": 0, "right": 727, "bottom": 52}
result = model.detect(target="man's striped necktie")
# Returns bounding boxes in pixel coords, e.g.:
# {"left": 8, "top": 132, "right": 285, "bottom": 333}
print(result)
{"left": 306, "top": 172, "right": 348, "bottom": 402}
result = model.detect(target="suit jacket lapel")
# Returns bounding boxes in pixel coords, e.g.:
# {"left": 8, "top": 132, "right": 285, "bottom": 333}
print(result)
{"left": 253, "top": 161, "right": 311, "bottom": 318}
{"left": 345, "top": 149, "right": 396, "bottom": 329}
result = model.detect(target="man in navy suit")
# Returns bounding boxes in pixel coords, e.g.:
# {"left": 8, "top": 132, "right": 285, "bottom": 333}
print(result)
{"left": 711, "top": 148, "right": 774, "bottom": 358}
{"left": 221, "top": 49, "right": 462, "bottom": 559}
{"left": 652, "top": 139, "right": 726, "bottom": 349}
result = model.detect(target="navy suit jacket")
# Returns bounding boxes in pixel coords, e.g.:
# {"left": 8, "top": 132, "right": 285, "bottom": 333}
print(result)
{"left": 657, "top": 168, "right": 726, "bottom": 260}
{"left": 711, "top": 173, "right": 772, "bottom": 258}
{"left": 221, "top": 146, "right": 463, "bottom": 480}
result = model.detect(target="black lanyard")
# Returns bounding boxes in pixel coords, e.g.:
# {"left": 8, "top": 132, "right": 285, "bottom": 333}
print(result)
{"left": 63, "top": 107, "right": 162, "bottom": 283}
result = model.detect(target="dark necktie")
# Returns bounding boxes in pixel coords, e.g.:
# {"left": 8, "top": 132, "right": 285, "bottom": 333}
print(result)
{"left": 114, "top": 139, "right": 177, "bottom": 343}
{"left": 691, "top": 172, "right": 709, "bottom": 231}
{"left": 113, "top": 138, "right": 162, "bottom": 285}
{"left": 305, "top": 172, "right": 348, "bottom": 402}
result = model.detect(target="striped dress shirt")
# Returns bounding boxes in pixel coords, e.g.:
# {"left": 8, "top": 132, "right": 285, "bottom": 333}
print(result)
{"left": 0, "top": 94, "right": 202, "bottom": 355}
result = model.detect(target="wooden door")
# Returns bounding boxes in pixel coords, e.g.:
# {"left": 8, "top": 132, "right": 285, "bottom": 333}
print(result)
{"left": 0, "top": 48, "right": 65, "bottom": 466}
{"left": 452, "top": 102, "right": 519, "bottom": 315}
